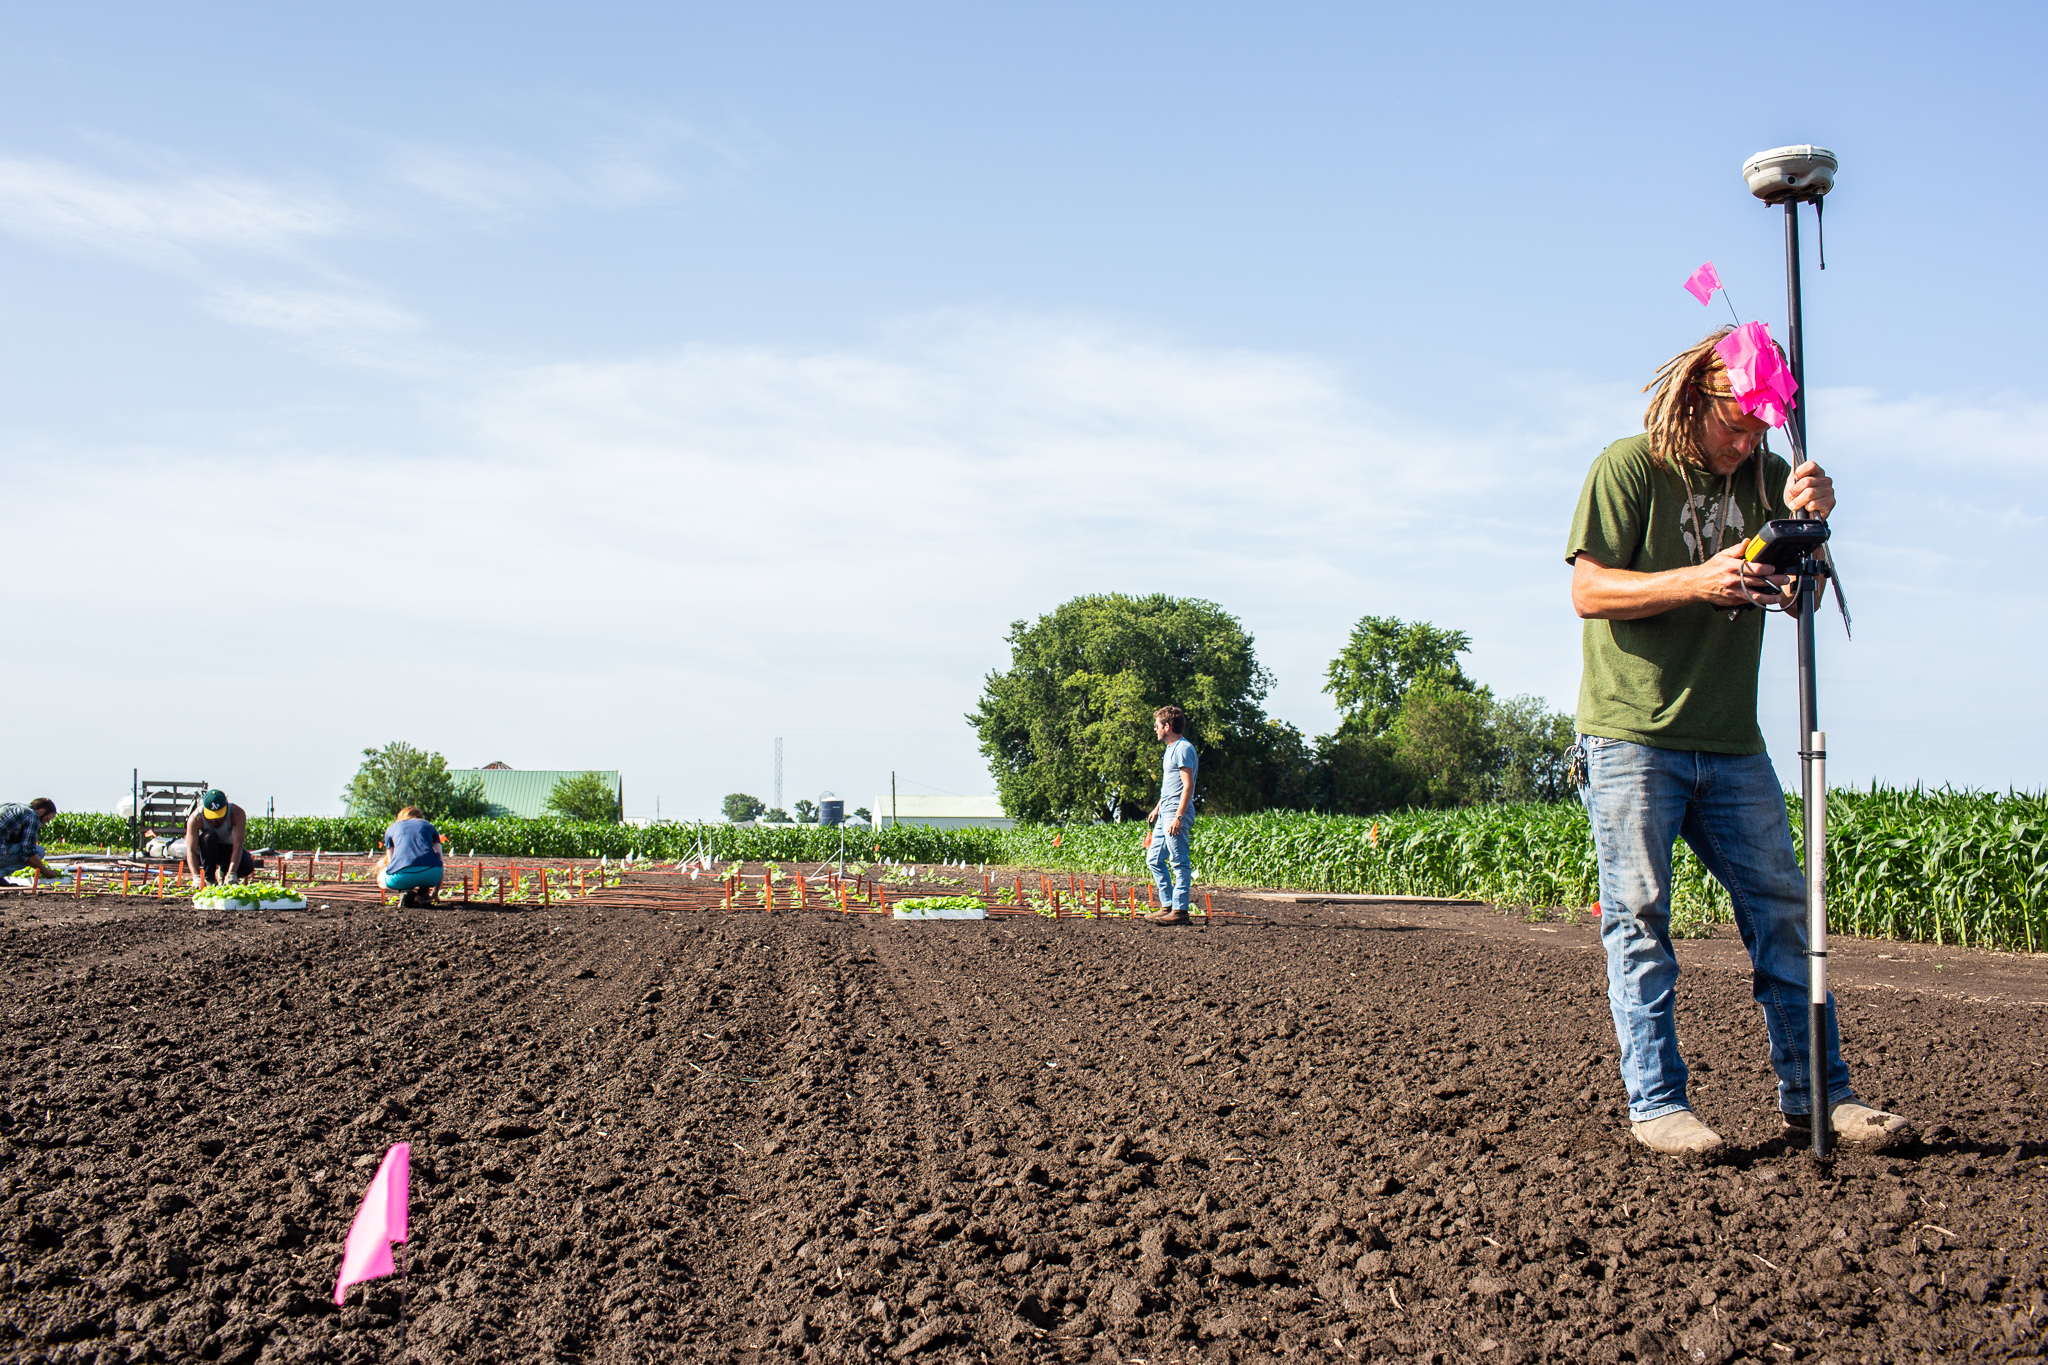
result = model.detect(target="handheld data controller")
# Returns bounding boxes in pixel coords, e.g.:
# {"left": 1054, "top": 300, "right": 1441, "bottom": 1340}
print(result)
{"left": 1741, "top": 518, "right": 1830, "bottom": 570}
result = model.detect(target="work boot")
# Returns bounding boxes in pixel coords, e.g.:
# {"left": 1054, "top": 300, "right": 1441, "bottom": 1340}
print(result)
{"left": 1785, "top": 1101, "right": 1914, "bottom": 1149}
{"left": 1631, "top": 1110, "right": 1726, "bottom": 1158}
{"left": 400, "top": 888, "right": 424, "bottom": 909}
{"left": 1145, "top": 908, "right": 1191, "bottom": 925}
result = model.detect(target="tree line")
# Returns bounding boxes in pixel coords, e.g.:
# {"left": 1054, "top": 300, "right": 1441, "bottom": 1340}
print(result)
{"left": 970, "top": 594, "right": 1574, "bottom": 823}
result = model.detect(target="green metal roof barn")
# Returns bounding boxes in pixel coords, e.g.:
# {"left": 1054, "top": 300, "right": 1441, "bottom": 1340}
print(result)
{"left": 448, "top": 768, "right": 621, "bottom": 819}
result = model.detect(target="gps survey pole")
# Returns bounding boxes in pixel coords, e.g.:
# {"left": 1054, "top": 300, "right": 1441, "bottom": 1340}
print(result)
{"left": 1743, "top": 144, "right": 1839, "bottom": 1157}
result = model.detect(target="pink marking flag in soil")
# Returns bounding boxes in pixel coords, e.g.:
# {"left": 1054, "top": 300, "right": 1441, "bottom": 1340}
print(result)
{"left": 1683, "top": 260, "right": 1723, "bottom": 305}
{"left": 333, "top": 1142, "right": 410, "bottom": 1305}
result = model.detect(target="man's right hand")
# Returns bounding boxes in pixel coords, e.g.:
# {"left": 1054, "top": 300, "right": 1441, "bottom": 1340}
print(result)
{"left": 1692, "top": 541, "right": 1791, "bottom": 608}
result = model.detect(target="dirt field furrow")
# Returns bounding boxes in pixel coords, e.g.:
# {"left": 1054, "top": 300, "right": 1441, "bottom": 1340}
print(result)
{"left": 2, "top": 881, "right": 2045, "bottom": 1364}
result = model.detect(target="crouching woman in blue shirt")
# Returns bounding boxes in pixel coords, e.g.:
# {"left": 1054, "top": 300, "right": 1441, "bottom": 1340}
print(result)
{"left": 375, "top": 806, "right": 444, "bottom": 908}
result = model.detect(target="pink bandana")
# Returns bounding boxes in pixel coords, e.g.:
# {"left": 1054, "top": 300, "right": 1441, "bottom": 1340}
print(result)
{"left": 1713, "top": 320, "right": 1798, "bottom": 428}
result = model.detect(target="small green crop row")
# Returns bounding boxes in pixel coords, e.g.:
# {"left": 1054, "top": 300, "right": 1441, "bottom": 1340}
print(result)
{"left": 43, "top": 785, "right": 2048, "bottom": 950}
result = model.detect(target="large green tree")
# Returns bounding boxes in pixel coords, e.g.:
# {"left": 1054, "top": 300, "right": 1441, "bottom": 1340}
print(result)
{"left": 1323, "top": 616, "right": 1477, "bottom": 738}
{"left": 1486, "top": 693, "right": 1578, "bottom": 804}
{"left": 343, "top": 742, "right": 492, "bottom": 821}
{"left": 970, "top": 594, "right": 1279, "bottom": 822}
{"left": 545, "top": 771, "right": 621, "bottom": 822}
{"left": 722, "top": 793, "right": 766, "bottom": 823}
{"left": 1311, "top": 618, "right": 1575, "bottom": 813}
{"left": 1387, "top": 682, "right": 1496, "bottom": 808}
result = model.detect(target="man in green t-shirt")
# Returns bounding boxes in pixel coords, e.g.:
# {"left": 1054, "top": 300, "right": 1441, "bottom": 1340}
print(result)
{"left": 1565, "top": 328, "right": 1911, "bottom": 1158}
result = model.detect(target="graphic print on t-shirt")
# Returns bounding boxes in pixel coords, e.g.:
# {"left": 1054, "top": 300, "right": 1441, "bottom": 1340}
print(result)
{"left": 1675, "top": 477, "right": 1758, "bottom": 564}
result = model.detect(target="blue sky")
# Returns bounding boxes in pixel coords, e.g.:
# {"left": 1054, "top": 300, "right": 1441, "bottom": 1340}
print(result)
{"left": 4, "top": 3, "right": 2044, "bottom": 819}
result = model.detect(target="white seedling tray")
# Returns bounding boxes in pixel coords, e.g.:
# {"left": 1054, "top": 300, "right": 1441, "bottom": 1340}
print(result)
{"left": 892, "top": 905, "right": 987, "bottom": 921}
{"left": 194, "top": 895, "right": 309, "bottom": 912}
{"left": 2, "top": 874, "right": 70, "bottom": 887}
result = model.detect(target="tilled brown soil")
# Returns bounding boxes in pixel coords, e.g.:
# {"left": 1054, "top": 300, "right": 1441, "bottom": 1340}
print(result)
{"left": 3, "top": 877, "right": 2046, "bottom": 1364}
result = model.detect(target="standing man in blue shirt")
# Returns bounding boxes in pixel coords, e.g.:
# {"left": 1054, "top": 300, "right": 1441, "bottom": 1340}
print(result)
{"left": 1144, "top": 705, "right": 1199, "bottom": 925}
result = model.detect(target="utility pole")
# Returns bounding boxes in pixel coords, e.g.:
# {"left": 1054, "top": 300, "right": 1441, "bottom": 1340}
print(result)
{"left": 891, "top": 772, "right": 897, "bottom": 828}
{"left": 774, "top": 738, "right": 783, "bottom": 813}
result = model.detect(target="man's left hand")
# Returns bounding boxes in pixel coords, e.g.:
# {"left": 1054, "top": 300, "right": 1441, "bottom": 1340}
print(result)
{"left": 1785, "top": 461, "right": 1835, "bottom": 517}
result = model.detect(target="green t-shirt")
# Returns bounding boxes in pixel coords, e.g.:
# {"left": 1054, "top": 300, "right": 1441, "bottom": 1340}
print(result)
{"left": 1565, "top": 434, "right": 1791, "bottom": 754}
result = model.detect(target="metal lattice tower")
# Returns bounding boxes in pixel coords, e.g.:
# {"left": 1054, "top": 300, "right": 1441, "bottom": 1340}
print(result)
{"left": 774, "top": 738, "right": 783, "bottom": 811}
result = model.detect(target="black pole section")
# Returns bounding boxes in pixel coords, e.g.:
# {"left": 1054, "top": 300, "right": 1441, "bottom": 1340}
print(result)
{"left": 1784, "top": 199, "right": 1829, "bottom": 1158}
{"left": 1784, "top": 201, "right": 1808, "bottom": 463}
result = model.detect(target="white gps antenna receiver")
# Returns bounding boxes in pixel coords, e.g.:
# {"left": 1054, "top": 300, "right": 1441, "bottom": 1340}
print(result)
{"left": 1741, "top": 145, "right": 1838, "bottom": 204}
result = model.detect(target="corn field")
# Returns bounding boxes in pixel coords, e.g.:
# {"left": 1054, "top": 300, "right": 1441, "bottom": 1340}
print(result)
{"left": 1020, "top": 788, "right": 2048, "bottom": 952}
{"left": 45, "top": 785, "right": 2048, "bottom": 951}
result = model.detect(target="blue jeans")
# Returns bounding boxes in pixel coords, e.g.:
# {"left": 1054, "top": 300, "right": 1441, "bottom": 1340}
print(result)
{"left": 1579, "top": 737, "right": 1853, "bottom": 1122}
{"left": 1146, "top": 820, "right": 1193, "bottom": 913}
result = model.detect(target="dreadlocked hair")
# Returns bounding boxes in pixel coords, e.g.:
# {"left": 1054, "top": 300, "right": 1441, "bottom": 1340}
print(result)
{"left": 1641, "top": 327, "right": 1775, "bottom": 511}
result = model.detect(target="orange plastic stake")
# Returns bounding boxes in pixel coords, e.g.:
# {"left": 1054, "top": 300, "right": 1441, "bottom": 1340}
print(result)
{"left": 122, "top": 868, "right": 131, "bottom": 895}
{"left": 1205, "top": 890, "right": 1215, "bottom": 920}
{"left": 541, "top": 869, "right": 550, "bottom": 907}
{"left": 578, "top": 869, "right": 586, "bottom": 894}
{"left": 497, "top": 872, "right": 506, "bottom": 905}
{"left": 1053, "top": 890, "right": 1062, "bottom": 918}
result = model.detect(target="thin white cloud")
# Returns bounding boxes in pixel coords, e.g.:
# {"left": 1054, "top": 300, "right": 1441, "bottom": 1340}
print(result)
{"left": 386, "top": 145, "right": 580, "bottom": 217}
{"left": 385, "top": 111, "right": 765, "bottom": 219}
{"left": 0, "top": 155, "right": 343, "bottom": 261}
{"left": 386, "top": 132, "right": 711, "bottom": 219}
{"left": 208, "top": 286, "right": 423, "bottom": 335}
{"left": 7, "top": 313, "right": 2045, "bottom": 815}
{"left": 1819, "top": 387, "right": 2048, "bottom": 474}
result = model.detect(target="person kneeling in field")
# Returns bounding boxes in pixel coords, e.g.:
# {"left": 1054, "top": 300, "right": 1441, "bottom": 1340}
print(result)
{"left": 1565, "top": 327, "right": 1911, "bottom": 1158}
{"left": 186, "top": 789, "right": 258, "bottom": 884}
{"left": 375, "top": 806, "right": 445, "bottom": 909}
{"left": 0, "top": 798, "right": 63, "bottom": 880}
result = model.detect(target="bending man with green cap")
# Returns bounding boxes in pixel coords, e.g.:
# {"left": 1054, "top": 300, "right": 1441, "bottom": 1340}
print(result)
{"left": 185, "top": 789, "right": 256, "bottom": 885}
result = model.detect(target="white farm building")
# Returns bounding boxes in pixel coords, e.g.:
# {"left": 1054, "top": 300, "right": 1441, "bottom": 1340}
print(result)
{"left": 872, "top": 795, "right": 1014, "bottom": 829}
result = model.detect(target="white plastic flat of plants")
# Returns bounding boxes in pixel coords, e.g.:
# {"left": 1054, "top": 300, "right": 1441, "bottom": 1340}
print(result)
{"left": 194, "top": 895, "right": 309, "bottom": 912}
{"left": 892, "top": 905, "right": 987, "bottom": 921}
{"left": 2, "top": 874, "right": 71, "bottom": 887}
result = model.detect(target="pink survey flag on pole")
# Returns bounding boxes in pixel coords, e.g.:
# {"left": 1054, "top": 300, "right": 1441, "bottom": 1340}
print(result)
{"left": 333, "top": 1142, "right": 410, "bottom": 1306}
{"left": 1682, "top": 261, "right": 1722, "bottom": 305}
{"left": 1714, "top": 320, "right": 1799, "bottom": 428}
